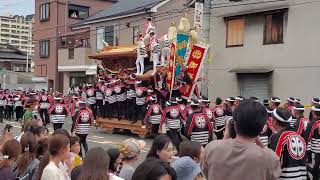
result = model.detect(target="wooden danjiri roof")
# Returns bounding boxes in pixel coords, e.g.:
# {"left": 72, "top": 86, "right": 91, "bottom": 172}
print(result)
{"left": 89, "top": 45, "right": 137, "bottom": 60}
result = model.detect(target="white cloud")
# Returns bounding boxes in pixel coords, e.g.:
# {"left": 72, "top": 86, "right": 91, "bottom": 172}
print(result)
{"left": 0, "top": 0, "right": 35, "bottom": 16}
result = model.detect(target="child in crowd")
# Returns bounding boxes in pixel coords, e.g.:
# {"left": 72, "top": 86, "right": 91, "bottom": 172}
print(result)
{"left": 70, "top": 136, "right": 82, "bottom": 168}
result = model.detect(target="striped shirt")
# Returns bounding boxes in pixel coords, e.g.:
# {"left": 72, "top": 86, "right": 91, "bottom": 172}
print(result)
{"left": 279, "top": 166, "right": 307, "bottom": 180}
{"left": 260, "top": 136, "right": 269, "bottom": 147}
{"left": 14, "top": 99, "right": 23, "bottom": 107}
{"left": 290, "top": 119, "right": 296, "bottom": 128}
{"left": 0, "top": 99, "right": 6, "bottom": 106}
{"left": 51, "top": 114, "right": 66, "bottom": 124}
{"left": 151, "top": 44, "right": 161, "bottom": 54}
{"left": 126, "top": 89, "right": 136, "bottom": 99}
{"left": 164, "top": 40, "right": 170, "bottom": 48}
{"left": 166, "top": 118, "right": 181, "bottom": 130}
{"left": 215, "top": 115, "right": 228, "bottom": 127}
{"left": 116, "top": 93, "right": 127, "bottom": 102}
{"left": 138, "top": 47, "right": 147, "bottom": 57}
{"left": 96, "top": 91, "right": 104, "bottom": 100}
{"left": 105, "top": 95, "right": 117, "bottom": 104}
{"left": 136, "top": 97, "right": 146, "bottom": 105}
{"left": 191, "top": 131, "right": 210, "bottom": 145}
{"left": 75, "top": 124, "right": 91, "bottom": 134}
{"left": 150, "top": 115, "right": 162, "bottom": 124}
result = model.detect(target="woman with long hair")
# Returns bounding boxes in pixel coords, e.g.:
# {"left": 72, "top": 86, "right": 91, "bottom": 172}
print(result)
{"left": 73, "top": 147, "right": 110, "bottom": 180}
{"left": 36, "top": 129, "right": 71, "bottom": 180}
{"left": 15, "top": 132, "right": 40, "bottom": 180}
{"left": 36, "top": 153, "right": 49, "bottom": 180}
{"left": 36, "top": 138, "right": 49, "bottom": 161}
{"left": 41, "top": 134, "right": 70, "bottom": 180}
{"left": 0, "top": 139, "right": 21, "bottom": 180}
{"left": 172, "top": 141, "right": 204, "bottom": 180}
{"left": 107, "top": 148, "right": 123, "bottom": 175}
{"left": 131, "top": 158, "right": 177, "bottom": 180}
{"left": 146, "top": 134, "right": 174, "bottom": 162}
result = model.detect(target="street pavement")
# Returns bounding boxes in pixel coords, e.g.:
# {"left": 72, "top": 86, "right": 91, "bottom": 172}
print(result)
{"left": 0, "top": 117, "right": 154, "bottom": 161}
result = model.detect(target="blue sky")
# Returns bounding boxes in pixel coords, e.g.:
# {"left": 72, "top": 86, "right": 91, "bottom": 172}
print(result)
{"left": 0, "top": 0, "right": 35, "bottom": 16}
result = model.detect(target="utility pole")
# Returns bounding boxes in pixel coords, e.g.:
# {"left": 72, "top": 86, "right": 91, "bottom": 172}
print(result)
{"left": 199, "top": 0, "right": 211, "bottom": 97}
{"left": 26, "top": 51, "right": 29, "bottom": 72}
{"left": 3, "top": 68, "right": 6, "bottom": 89}
{"left": 26, "top": 22, "right": 32, "bottom": 73}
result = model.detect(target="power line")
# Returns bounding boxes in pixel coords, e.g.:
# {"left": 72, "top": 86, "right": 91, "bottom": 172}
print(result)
{"left": 27, "top": 9, "right": 192, "bottom": 45}
{"left": 32, "top": 0, "right": 183, "bottom": 33}
{"left": 0, "top": 8, "right": 191, "bottom": 46}
{"left": 32, "top": 9, "right": 184, "bottom": 33}
{"left": 211, "top": 0, "right": 320, "bottom": 9}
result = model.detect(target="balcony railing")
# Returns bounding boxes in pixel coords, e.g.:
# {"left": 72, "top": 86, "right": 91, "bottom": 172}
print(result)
{"left": 58, "top": 32, "right": 91, "bottom": 49}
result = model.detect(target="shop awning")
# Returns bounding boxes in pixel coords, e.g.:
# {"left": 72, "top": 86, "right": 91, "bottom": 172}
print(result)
{"left": 89, "top": 46, "right": 137, "bottom": 60}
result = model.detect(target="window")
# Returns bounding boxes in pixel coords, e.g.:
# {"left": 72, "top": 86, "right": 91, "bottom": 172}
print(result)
{"left": 39, "top": 40, "right": 49, "bottom": 58}
{"left": 96, "top": 26, "right": 114, "bottom": 52}
{"left": 105, "top": 26, "right": 114, "bottom": 46}
{"left": 11, "top": 40, "right": 20, "bottom": 44}
{"left": 264, "top": 12, "right": 284, "bottom": 44}
{"left": 68, "top": 5, "right": 89, "bottom": 19}
{"left": 40, "top": 3, "right": 50, "bottom": 21}
{"left": 226, "top": 17, "right": 245, "bottom": 47}
{"left": 133, "top": 26, "right": 139, "bottom": 44}
{"left": 68, "top": 47, "right": 74, "bottom": 59}
{"left": 1, "top": 24, "right": 9, "bottom": 28}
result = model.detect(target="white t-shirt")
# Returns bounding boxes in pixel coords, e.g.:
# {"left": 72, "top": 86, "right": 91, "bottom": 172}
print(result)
{"left": 110, "top": 173, "right": 125, "bottom": 180}
{"left": 41, "top": 161, "right": 68, "bottom": 180}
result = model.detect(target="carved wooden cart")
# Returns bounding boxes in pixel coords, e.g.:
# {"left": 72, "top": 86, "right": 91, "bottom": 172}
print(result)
{"left": 89, "top": 46, "right": 154, "bottom": 138}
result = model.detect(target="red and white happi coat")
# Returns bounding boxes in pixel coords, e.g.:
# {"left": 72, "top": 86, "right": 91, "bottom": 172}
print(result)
{"left": 187, "top": 113, "right": 213, "bottom": 145}
{"left": 73, "top": 108, "right": 94, "bottom": 135}
{"left": 48, "top": 103, "right": 71, "bottom": 124}
{"left": 144, "top": 103, "right": 163, "bottom": 125}
{"left": 39, "top": 95, "right": 52, "bottom": 109}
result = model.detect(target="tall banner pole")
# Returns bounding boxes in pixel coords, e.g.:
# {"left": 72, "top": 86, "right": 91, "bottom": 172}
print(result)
{"left": 181, "top": 44, "right": 209, "bottom": 100}
{"left": 166, "top": 43, "right": 176, "bottom": 99}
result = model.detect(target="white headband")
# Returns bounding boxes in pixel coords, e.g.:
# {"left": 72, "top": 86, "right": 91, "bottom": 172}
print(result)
{"left": 312, "top": 106, "right": 320, "bottom": 112}
{"left": 266, "top": 108, "right": 273, "bottom": 114}
{"left": 271, "top": 98, "right": 281, "bottom": 103}
{"left": 226, "top": 98, "right": 234, "bottom": 102}
{"left": 287, "top": 98, "right": 295, "bottom": 102}
{"left": 272, "top": 109, "right": 292, "bottom": 123}
{"left": 312, "top": 99, "right": 320, "bottom": 104}
{"left": 293, "top": 106, "right": 305, "bottom": 111}
{"left": 235, "top": 97, "right": 244, "bottom": 101}
{"left": 295, "top": 99, "right": 301, "bottom": 103}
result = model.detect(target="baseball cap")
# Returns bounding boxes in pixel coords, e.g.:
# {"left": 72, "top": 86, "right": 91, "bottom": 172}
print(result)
{"left": 119, "top": 139, "right": 146, "bottom": 158}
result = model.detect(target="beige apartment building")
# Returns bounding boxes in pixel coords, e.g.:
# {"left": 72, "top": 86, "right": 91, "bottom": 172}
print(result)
{"left": 0, "top": 15, "right": 34, "bottom": 56}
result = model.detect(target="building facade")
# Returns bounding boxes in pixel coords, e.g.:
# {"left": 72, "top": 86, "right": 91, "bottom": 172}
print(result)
{"left": 66, "top": 0, "right": 193, "bottom": 94}
{"left": 208, "top": 0, "right": 320, "bottom": 103}
{"left": 33, "top": 0, "right": 116, "bottom": 91}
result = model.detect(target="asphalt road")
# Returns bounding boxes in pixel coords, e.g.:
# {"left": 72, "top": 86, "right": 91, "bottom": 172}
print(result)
{"left": 0, "top": 117, "right": 154, "bottom": 162}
